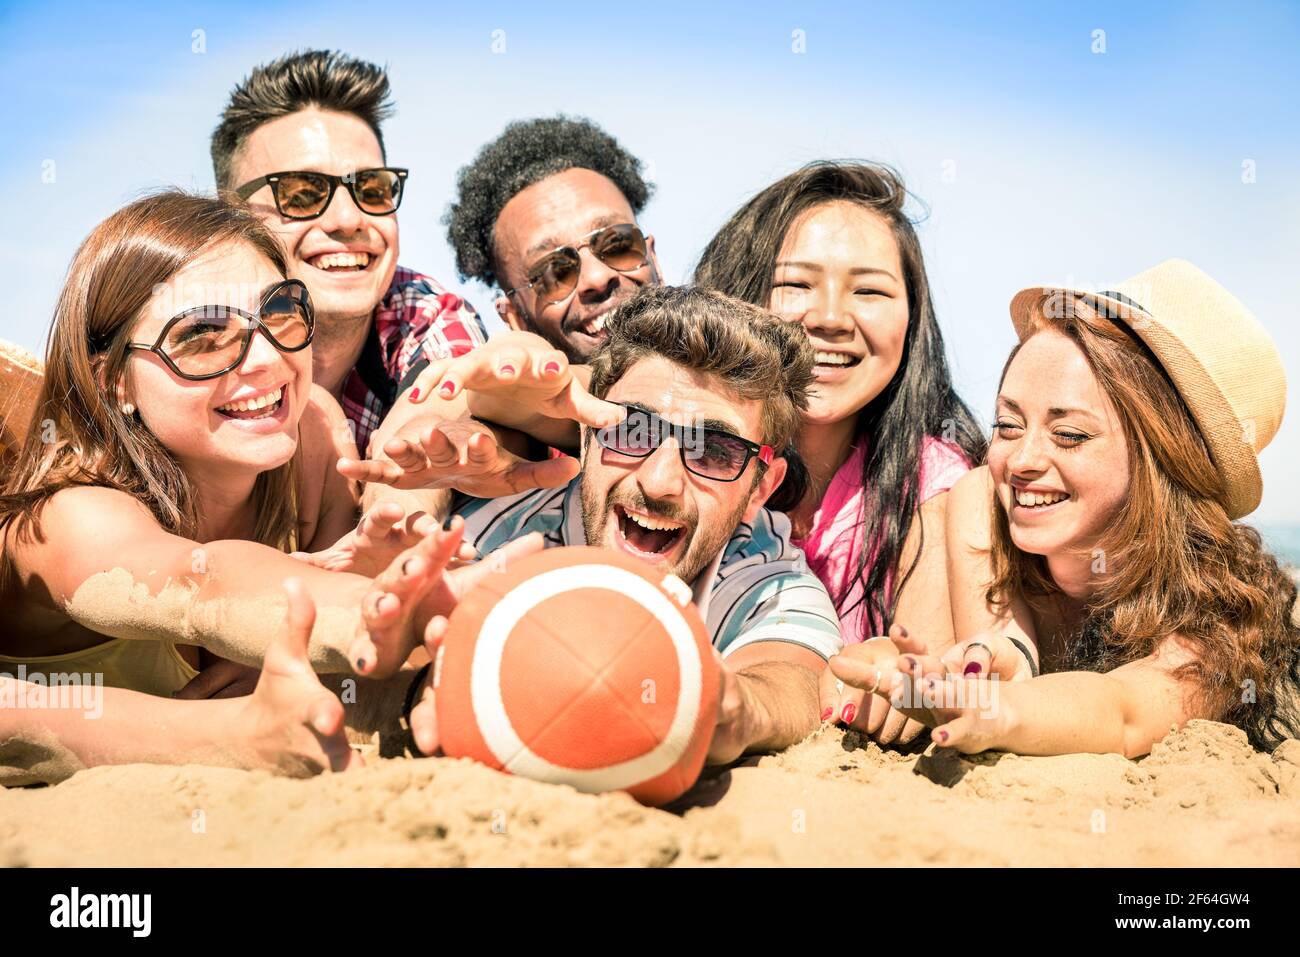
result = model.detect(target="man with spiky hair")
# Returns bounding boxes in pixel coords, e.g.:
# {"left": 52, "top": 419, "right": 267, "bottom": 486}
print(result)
{"left": 442, "top": 115, "right": 662, "bottom": 366}
{"left": 212, "top": 49, "right": 487, "bottom": 456}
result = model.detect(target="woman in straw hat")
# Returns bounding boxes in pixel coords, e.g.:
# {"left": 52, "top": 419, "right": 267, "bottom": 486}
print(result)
{"left": 831, "top": 260, "right": 1299, "bottom": 756}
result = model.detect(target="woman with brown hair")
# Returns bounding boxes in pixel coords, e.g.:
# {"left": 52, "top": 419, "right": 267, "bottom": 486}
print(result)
{"left": 833, "top": 260, "right": 1299, "bottom": 755}
{"left": 0, "top": 191, "right": 536, "bottom": 715}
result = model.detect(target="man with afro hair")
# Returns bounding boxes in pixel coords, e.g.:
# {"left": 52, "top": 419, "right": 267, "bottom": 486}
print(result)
{"left": 442, "top": 115, "right": 661, "bottom": 365}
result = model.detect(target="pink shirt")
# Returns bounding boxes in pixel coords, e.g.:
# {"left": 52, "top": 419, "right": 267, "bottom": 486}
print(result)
{"left": 791, "top": 436, "right": 971, "bottom": 644}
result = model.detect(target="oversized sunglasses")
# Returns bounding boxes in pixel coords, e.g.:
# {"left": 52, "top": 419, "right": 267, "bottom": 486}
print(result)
{"left": 594, "top": 403, "right": 774, "bottom": 483}
{"left": 234, "top": 167, "right": 408, "bottom": 221}
{"left": 505, "top": 223, "right": 650, "bottom": 305}
{"left": 126, "top": 279, "right": 314, "bottom": 381}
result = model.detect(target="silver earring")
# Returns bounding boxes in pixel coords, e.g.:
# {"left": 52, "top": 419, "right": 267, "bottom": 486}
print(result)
{"left": 121, "top": 403, "right": 135, "bottom": 416}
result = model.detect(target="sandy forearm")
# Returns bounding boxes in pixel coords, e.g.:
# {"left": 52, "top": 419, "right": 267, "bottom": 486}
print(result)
{"left": 0, "top": 678, "right": 245, "bottom": 786}
{"left": 736, "top": 661, "right": 821, "bottom": 753}
{"left": 66, "top": 541, "right": 378, "bottom": 672}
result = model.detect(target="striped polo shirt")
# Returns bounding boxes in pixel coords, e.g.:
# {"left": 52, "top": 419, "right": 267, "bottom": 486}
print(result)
{"left": 452, "top": 478, "right": 844, "bottom": 661}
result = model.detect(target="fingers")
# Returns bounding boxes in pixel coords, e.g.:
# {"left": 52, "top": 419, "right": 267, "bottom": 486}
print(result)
{"left": 828, "top": 650, "right": 891, "bottom": 694}
{"left": 464, "top": 429, "right": 499, "bottom": 470}
{"left": 483, "top": 530, "right": 545, "bottom": 566}
{"left": 930, "top": 713, "right": 982, "bottom": 753}
{"left": 353, "top": 526, "right": 459, "bottom": 675}
{"left": 281, "top": 578, "right": 316, "bottom": 662}
{"left": 336, "top": 456, "right": 403, "bottom": 486}
{"left": 502, "top": 455, "right": 581, "bottom": 494}
{"left": 958, "top": 640, "right": 993, "bottom": 678}
{"left": 564, "top": 386, "right": 626, "bottom": 430}
{"left": 834, "top": 685, "right": 870, "bottom": 728}
{"left": 420, "top": 426, "right": 461, "bottom": 470}
{"left": 405, "top": 357, "right": 452, "bottom": 404}
{"left": 895, "top": 651, "right": 951, "bottom": 686}
{"left": 529, "top": 347, "right": 569, "bottom": 383}
{"left": 409, "top": 678, "right": 440, "bottom": 757}
{"left": 385, "top": 437, "right": 430, "bottom": 472}
{"left": 870, "top": 701, "right": 911, "bottom": 744}
{"left": 433, "top": 346, "right": 527, "bottom": 400}
{"left": 890, "top": 623, "right": 930, "bottom": 656}
{"left": 357, "top": 501, "right": 405, "bottom": 541}
{"left": 304, "top": 694, "right": 362, "bottom": 772}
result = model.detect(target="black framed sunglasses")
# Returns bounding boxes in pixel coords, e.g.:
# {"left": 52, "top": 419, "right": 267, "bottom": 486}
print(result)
{"left": 234, "top": 167, "right": 409, "bottom": 221}
{"left": 126, "top": 279, "right": 314, "bottom": 381}
{"left": 594, "top": 403, "right": 774, "bottom": 483}
{"left": 505, "top": 223, "right": 651, "bottom": 305}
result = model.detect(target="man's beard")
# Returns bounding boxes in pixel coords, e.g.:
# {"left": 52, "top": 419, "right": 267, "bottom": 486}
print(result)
{"left": 580, "top": 473, "right": 747, "bottom": 586}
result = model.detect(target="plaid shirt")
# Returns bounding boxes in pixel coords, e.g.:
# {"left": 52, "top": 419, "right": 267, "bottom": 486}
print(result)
{"left": 340, "top": 266, "right": 487, "bottom": 454}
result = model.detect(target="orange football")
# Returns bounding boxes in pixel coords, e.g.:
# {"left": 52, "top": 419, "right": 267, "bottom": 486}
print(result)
{"left": 434, "top": 546, "right": 720, "bottom": 806}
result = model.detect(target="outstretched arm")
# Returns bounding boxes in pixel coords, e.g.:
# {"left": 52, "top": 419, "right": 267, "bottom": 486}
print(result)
{"left": 707, "top": 641, "right": 825, "bottom": 765}
{"left": 0, "top": 579, "right": 360, "bottom": 787}
{"left": 10, "top": 486, "right": 466, "bottom": 676}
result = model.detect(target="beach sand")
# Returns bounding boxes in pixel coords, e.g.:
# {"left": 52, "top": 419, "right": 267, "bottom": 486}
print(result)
{"left": 2, "top": 718, "right": 1297, "bottom": 867}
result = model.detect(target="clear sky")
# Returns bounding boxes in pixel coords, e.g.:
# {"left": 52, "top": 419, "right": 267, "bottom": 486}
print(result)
{"left": 2, "top": 0, "right": 1298, "bottom": 523}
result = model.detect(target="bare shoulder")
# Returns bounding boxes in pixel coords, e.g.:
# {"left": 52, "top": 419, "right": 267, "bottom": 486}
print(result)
{"left": 294, "top": 385, "right": 361, "bottom": 548}
{"left": 946, "top": 465, "right": 995, "bottom": 546}
{"left": 5, "top": 485, "right": 185, "bottom": 605}
{"left": 300, "top": 385, "right": 358, "bottom": 459}
{"left": 948, "top": 464, "right": 993, "bottom": 508}
{"left": 25, "top": 485, "right": 158, "bottom": 541}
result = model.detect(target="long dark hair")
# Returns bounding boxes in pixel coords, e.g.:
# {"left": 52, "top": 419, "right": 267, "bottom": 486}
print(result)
{"left": 694, "top": 161, "right": 986, "bottom": 637}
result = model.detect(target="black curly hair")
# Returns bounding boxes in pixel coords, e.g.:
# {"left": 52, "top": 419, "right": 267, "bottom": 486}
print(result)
{"left": 445, "top": 115, "right": 653, "bottom": 288}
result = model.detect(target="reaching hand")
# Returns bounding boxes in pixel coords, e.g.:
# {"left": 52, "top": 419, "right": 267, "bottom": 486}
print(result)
{"left": 406, "top": 331, "right": 624, "bottom": 429}
{"left": 351, "top": 518, "right": 548, "bottom": 680}
{"left": 338, "top": 415, "right": 579, "bottom": 497}
{"left": 823, "top": 624, "right": 929, "bottom": 747}
{"left": 232, "top": 578, "right": 362, "bottom": 776}
{"left": 290, "top": 500, "right": 474, "bottom": 578}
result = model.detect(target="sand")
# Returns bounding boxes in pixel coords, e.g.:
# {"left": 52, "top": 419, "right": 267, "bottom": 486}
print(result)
{"left": 2, "top": 718, "right": 1296, "bottom": 867}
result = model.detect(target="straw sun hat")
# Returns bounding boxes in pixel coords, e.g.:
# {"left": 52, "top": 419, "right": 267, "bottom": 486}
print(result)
{"left": 1008, "top": 259, "right": 1287, "bottom": 520}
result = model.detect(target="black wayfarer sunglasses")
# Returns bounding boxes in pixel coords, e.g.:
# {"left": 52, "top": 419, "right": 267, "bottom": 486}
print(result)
{"left": 595, "top": 403, "right": 774, "bottom": 483}
{"left": 235, "top": 167, "right": 409, "bottom": 221}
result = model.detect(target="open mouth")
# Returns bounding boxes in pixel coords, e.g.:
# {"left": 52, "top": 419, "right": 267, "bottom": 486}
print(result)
{"left": 614, "top": 504, "right": 686, "bottom": 559}
{"left": 1013, "top": 489, "right": 1071, "bottom": 511}
{"left": 306, "top": 251, "right": 373, "bottom": 274}
{"left": 215, "top": 386, "right": 286, "bottom": 421}
{"left": 812, "top": 350, "right": 861, "bottom": 374}
{"left": 571, "top": 310, "right": 611, "bottom": 341}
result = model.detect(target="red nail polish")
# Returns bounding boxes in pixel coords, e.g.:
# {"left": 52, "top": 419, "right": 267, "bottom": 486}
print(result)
{"left": 500, "top": 364, "right": 515, "bottom": 376}
{"left": 439, "top": 382, "right": 455, "bottom": 397}
{"left": 544, "top": 361, "right": 561, "bottom": 375}
{"left": 820, "top": 707, "right": 833, "bottom": 722}
{"left": 964, "top": 661, "right": 982, "bottom": 676}
{"left": 409, "top": 387, "right": 420, "bottom": 400}
{"left": 937, "top": 729, "right": 949, "bottom": 743}
{"left": 841, "top": 703, "right": 857, "bottom": 724}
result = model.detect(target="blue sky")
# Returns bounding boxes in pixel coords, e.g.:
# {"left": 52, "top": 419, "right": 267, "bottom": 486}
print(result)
{"left": 3, "top": 0, "right": 1298, "bottom": 525}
